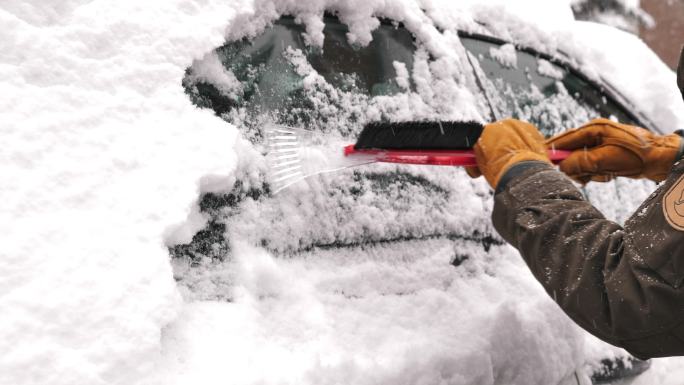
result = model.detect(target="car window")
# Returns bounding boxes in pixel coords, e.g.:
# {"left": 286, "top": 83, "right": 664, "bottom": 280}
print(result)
{"left": 459, "top": 36, "right": 638, "bottom": 136}
{"left": 308, "top": 18, "right": 415, "bottom": 96}
{"left": 183, "top": 16, "right": 416, "bottom": 138}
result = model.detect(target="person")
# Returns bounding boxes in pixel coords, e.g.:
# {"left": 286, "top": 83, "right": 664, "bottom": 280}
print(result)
{"left": 465, "top": 48, "right": 684, "bottom": 359}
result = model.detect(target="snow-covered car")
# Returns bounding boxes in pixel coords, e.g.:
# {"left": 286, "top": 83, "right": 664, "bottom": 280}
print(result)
{"left": 171, "top": 4, "right": 681, "bottom": 385}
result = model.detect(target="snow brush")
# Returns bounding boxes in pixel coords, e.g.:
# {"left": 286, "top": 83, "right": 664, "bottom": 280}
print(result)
{"left": 345, "top": 121, "right": 570, "bottom": 166}
{"left": 265, "top": 121, "right": 570, "bottom": 193}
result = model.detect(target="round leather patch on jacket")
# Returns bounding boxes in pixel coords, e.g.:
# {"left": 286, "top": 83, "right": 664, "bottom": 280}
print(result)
{"left": 663, "top": 174, "right": 684, "bottom": 231}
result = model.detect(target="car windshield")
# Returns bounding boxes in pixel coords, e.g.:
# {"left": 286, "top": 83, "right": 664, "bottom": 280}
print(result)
{"left": 185, "top": 16, "right": 644, "bottom": 141}
{"left": 183, "top": 16, "right": 417, "bottom": 138}
{"left": 459, "top": 36, "right": 638, "bottom": 136}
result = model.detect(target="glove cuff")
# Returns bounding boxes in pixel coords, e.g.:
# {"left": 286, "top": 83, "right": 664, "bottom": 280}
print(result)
{"left": 648, "top": 134, "right": 682, "bottom": 182}
{"left": 491, "top": 151, "right": 551, "bottom": 188}
{"left": 495, "top": 161, "right": 553, "bottom": 194}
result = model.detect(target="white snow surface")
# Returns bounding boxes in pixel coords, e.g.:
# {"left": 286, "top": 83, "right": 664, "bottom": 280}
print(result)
{"left": 3, "top": 1, "right": 684, "bottom": 385}
{"left": 1, "top": 0, "right": 238, "bottom": 383}
{"left": 489, "top": 43, "right": 518, "bottom": 69}
{"left": 538, "top": 59, "right": 565, "bottom": 80}
{"left": 185, "top": 52, "right": 243, "bottom": 99}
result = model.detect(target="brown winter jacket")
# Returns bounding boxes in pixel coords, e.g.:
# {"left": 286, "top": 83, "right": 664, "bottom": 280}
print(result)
{"left": 493, "top": 158, "right": 684, "bottom": 359}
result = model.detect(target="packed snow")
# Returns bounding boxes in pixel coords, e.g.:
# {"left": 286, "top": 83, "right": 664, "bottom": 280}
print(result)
{"left": 185, "top": 52, "right": 243, "bottom": 99}
{"left": 489, "top": 44, "right": 518, "bottom": 69}
{"left": 538, "top": 59, "right": 565, "bottom": 80}
{"left": 3, "top": 1, "right": 684, "bottom": 385}
{"left": 1, "top": 1, "right": 238, "bottom": 383}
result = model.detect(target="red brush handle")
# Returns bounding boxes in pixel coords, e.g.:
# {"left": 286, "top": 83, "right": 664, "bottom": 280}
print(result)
{"left": 343, "top": 145, "right": 570, "bottom": 167}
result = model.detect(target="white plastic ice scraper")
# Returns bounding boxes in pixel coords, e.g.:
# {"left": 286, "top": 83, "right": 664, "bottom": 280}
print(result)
{"left": 264, "top": 123, "right": 376, "bottom": 194}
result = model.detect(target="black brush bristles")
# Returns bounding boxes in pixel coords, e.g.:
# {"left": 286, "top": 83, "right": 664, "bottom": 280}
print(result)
{"left": 354, "top": 121, "right": 484, "bottom": 150}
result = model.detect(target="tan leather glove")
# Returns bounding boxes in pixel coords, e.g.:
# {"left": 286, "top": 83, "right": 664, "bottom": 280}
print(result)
{"left": 466, "top": 118, "right": 551, "bottom": 188}
{"left": 546, "top": 118, "right": 682, "bottom": 184}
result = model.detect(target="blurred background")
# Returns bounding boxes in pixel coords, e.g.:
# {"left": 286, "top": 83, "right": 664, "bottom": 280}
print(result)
{"left": 573, "top": 0, "right": 684, "bottom": 68}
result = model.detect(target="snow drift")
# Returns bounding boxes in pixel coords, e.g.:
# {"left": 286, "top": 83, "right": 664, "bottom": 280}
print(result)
{"left": 2, "top": 0, "right": 684, "bottom": 385}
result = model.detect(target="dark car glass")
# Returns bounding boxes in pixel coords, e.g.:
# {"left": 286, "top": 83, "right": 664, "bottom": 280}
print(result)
{"left": 459, "top": 36, "right": 637, "bottom": 136}
{"left": 309, "top": 18, "right": 415, "bottom": 95}
{"left": 183, "top": 16, "right": 416, "bottom": 135}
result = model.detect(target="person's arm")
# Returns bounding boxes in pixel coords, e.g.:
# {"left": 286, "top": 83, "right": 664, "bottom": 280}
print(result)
{"left": 468, "top": 118, "right": 684, "bottom": 358}
{"left": 493, "top": 160, "right": 684, "bottom": 359}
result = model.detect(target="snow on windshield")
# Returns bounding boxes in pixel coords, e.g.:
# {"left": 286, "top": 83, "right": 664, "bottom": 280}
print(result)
{"left": 489, "top": 43, "right": 518, "bottom": 68}
{"left": 4, "top": 0, "right": 684, "bottom": 385}
{"left": 185, "top": 51, "right": 244, "bottom": 100}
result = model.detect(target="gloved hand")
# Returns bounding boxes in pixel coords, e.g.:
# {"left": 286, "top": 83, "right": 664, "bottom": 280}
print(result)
{"left": 546, "top": 118, "right": 682, "bottom": 184}
{"left": 466, "top": 118, "right": 551, "bottom": 188}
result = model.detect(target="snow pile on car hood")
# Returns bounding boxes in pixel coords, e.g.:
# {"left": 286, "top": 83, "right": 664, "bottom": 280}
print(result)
{"left": 3, "top": 0, "right": 684, "bottom": 385}
{"left": 0, "top": 1, "right": 238, "bottom": 383}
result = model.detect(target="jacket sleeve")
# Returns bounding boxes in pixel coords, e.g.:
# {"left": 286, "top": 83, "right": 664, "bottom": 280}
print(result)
{"left": 492, "top": 161, "right": 684, "bottom": 359}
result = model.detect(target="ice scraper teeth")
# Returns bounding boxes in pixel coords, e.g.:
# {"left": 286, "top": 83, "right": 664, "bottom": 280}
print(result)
{"left": 345, "top": 121, "right": 570, "bottom": 167}
{"left": 265, "top": 123, "right": 375, "bottom": 194}
{"left": 265, "top": 125, "right": 304, "bottom": 193}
